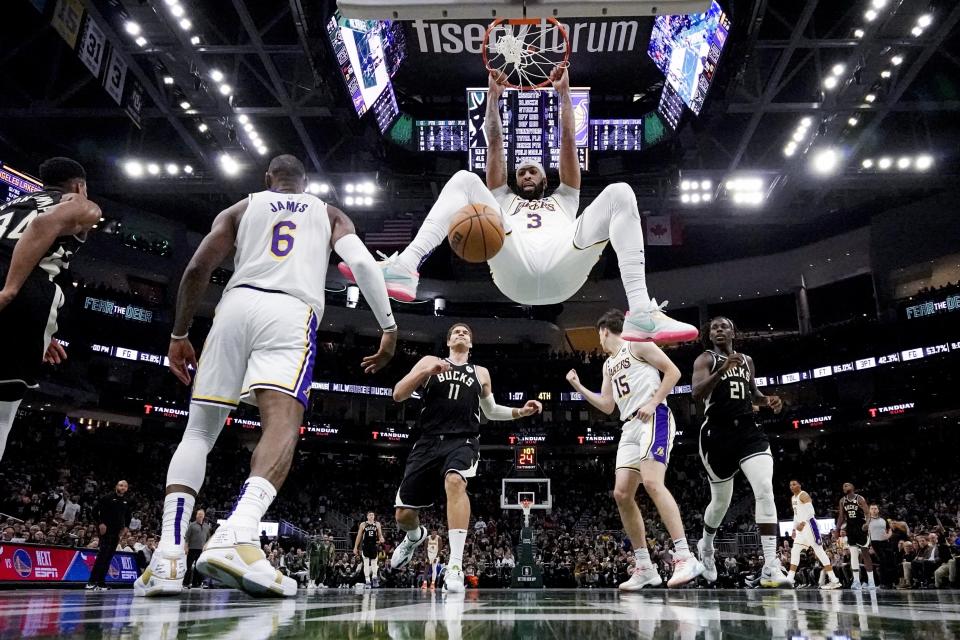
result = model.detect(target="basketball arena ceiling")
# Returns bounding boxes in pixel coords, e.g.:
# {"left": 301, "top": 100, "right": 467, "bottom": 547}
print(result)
{"left": 1, "top": 0, "right": 959, "bottom": 247}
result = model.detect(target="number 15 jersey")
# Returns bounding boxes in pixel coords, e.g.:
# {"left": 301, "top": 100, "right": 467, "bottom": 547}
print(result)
{"left": 225, "top": 190, "right": 331, "bottom": 315}
{"left": 605, "top": 344, "right": 664, "bottom": 422}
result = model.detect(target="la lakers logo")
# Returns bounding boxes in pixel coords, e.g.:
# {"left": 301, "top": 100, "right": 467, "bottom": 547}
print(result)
{"left": 655, "top": 446, "right": 665, "bottom": 457}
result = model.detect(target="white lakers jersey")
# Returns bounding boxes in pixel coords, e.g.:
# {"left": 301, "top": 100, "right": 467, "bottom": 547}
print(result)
{"left": 605, "top": 343, "right": 663, "bottom": 421}
{"left": 225, "top": 190, "right": 331, "bottom": 314}
{"left": 792, "top": 494, "right": 816, "bottom": 524}
{"left": 427, "top": 535, "right": 439, "bottom": 556}
{"left": 492, "top": 183, "right": 580, "bottom": 242}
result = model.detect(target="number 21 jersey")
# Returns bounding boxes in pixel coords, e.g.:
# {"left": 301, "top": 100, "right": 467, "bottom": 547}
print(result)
{"left": 703, "top": 350, "right": 753, "bottom": 421}
{"left": 226, "top": 190, "right": 330, "bottom": 315}
{"left": 419, "top": 361, "right": 482, "bottom": 437}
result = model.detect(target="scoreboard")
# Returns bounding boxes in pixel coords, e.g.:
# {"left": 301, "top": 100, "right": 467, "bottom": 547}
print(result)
{"left": 658, "top": 82, "right": 685, "bottom": 130}
{"left": 515, "top": 445, "right": 538, "bottom": 471}
{"left": 467, "top": 87, "right": 590, "bottom": 172}
{"left": 416, "top": 120, "right": 468, "bottom": 152}
{"left": 0, "top": 162, "right": 43, "bottom": 203}
{"left": 590, "top": 119, "right": 644, "bottom": 151}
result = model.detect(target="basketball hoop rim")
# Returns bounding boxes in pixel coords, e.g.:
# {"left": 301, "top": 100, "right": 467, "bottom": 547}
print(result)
{"left": 482, "top": 17, "right": 571, "bottom": 91}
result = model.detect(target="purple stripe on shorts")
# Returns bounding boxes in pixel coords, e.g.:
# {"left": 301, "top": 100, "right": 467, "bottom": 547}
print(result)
{"left": 174, "top": 497, "right": 185, "bottom": 545}
{"left": 651, "top": 404, "right": 670, "bottom": 464}
{"left": 810, "top": 518, "right": 822, "bottom": 544}
{"left": 296, "top": 311, "right": 319, "bottom": 407}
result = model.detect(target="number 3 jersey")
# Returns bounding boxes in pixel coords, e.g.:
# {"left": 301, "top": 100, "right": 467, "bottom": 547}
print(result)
{"left": 605, "top": 344, "right": 664, "bottom": 422}
{"left": 703, "top": 350, "right": 754, "bottom": 421}
{"left": 225, "top": 190, "right": 330, "bottom": 315}
{"left": 418, "top": 360, "right": 482, "bottom": 437}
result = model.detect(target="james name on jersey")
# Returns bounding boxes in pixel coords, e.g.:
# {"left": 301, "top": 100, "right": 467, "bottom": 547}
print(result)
{"left": 268, "top": 199, "right": 310, "bottom": 214}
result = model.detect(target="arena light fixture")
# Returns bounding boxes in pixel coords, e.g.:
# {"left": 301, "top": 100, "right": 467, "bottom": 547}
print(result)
{"left": 915, "top": 154, "right": 933, "bottom": 171}
{"left": 345, "top": 196, "right": 355, "bottom": 206}
{"left": 862, "top": 158, "right": 874, "bottom": 169}
{"left": 680, "top": 193, "right": 691, "bottom": 203}
{"left": 163, "top": 75, "right": 174, "bottom": 85}
{"left": 783, "top": 142, "right": 797, "bottom": 157}
{"left": 197, "top": 123, "right": 208, "bottom": 133}
{"left": 878, "top": 157, "right": 893, "bottom": 170}
{"left": 870, "top": 0, "right": 886, "bottom": 8}
{"left": 147, "top": 163, "right": 160, "bottom": 176}
{"left": 361, "top": 182, "right": 375, "bottom": 194}
{"left": 792, "top": 129, "right": 806, "bottom": 143}
{"left": 184, "top": 165, "right": 194, "bottom": 174}
{"left": 256, "top": 145, "right": 268, "bottom": 156}
{"left": 179, "top": 18, "right": 192, "bottom": 30}
{"left": 364, "top": 196, "right": 374, "bottom": 206}
{"left": 123, "top": 160, "right": 144, "bottom": 178}
{"left": 732, "top": 192, "right": 763, "bottom": 206}
{"left": 219, "top": 84, "right": 232, "bottom": 96}
{"left": 911, "top": 26, "right": 923, "bottom": 37}
{"left": 179, "top": 100, "right": 190, "bottom": 110}
{"left": 690, "top": 193, "right": 701, "bottom": 204}
{"left": 700, "top": 180, "right": 712, "bottom": 191}
{"left": 307, "top": 182, "right": 321, "bottom": 194}
{"left": 811, "top": 147, "right": 839, "bottom": 175}
{"left": 880, "top": 70, "right": 892, "bottom": 79}
{"left": 897, "top": 156, "right": 911, "bottom": 170}
{"left": 823, "top": 76, "right": 839, "bottom": 90}
{"left": 864, "top": 9, "right": 878, "bottom": 21}
{"left": 237, "top": 114, "right": 249, "bottom": 124}
{"left": 170, "top": 4, "right": 185, "bottom": 18}
{"left": 219, "top": 153, "right": 240, "bottom": 176}
{"left": 800, "top": 117, "right": 813, "bottom": 128}
{"left": 124, "top": 21, "right": 142, "bottom": 36}
{"left": 854, "top": 28, "right": 865, "bottom": 38}
{"left": 345, "top": 183, "right": 355, "bottom": 194}
{"left": 891, "top": 54, "right": 904, "bottom": 66}
{"left": 848, "top": 117, "right": 859, "bottom": 127}
{"left": 831, "top": 63, "right": 846, "bottom": 76}
{"left": 680, "top": 180, "right": 691, "bottom": 191}
{"left": 918, "top": 14, "right": 933, "bottom": 28}
{"left": 135, "top": 36, "right": 148, "bottom": 47}
{"left": 243, "top": 123, "right": 254, "bottom": 133}
{"left": 190, "top": 35, "right": 200, "bottom": 45}
{"left": 865, "top": 93, "right": 877, "bottom": 103}
{"left": 165, "top": 163, "right": 179, "bottom": 176}
{"left": 210, "top": 69, "right": 224, "bottom": 83}
{"left": 319, "top": 183, "right": 330, "bottom": 194}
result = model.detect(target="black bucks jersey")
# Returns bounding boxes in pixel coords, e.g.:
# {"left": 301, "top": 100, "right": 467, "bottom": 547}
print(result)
{"left": 0, "top": 190, "right": 84, "bottom": 281}
{"left": 703, "top": 350, "right": 753, "bottom": 421}
{"left": 419, "top": 360, "right": 482, "bottom": 437}
{"left": 361, "top": 523, "right": 379, "bottom": 557}
{"left": 842, "top": 494, "right": 868, "bottom": 546}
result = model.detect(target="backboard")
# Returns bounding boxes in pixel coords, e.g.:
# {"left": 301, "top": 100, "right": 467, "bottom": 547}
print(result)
{"left": 337, "top": 0, "right": 711, "bottom": 21}
{"left": 501, "top": 477, "right": 552, "bottom": 511}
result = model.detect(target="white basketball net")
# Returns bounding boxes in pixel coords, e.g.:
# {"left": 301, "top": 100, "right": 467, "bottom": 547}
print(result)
{"left": 485, "top": 21, "right": 568, "bottom": 90}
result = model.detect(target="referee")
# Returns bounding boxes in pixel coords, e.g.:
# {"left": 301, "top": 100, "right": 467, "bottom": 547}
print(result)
{"left": 86, "top": 480, "right": 132, "bottom": 590}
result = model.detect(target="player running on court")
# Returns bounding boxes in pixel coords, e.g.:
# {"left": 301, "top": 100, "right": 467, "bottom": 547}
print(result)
{"left": 353, "top": 511, "right": 385, "bottom": 588}
{"left": 340, "top": 67, "right": 696, "bottom": 345}
{"left": 565, "top": 309, "right": 703, "bottom": 590}
{"left": 389, "top": 322, "right": 541, "bottom": 593}
{"left": 135, "top": 155, "right": 397, "bottom": 597}
{"left": 692, "top": 316, "right": 791, "bottom": 588}
{"left": 0, "top": 158, "right": 101, "bottom": 463}
{"left": 425, "top": 529, "right": 442, "bottom": 590}
{"left": 836, "top": 482, "right": 877, "bottom": 590}
{"left": 787, "top": 480, "right": 841, "bottom": 589}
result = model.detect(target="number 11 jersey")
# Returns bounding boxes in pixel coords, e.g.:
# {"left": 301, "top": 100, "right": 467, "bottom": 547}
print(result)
{"left": 419, "top": 360, "right": 482, "bottom": 437}
{"left": 226, "top": 190, "right": 330, "bottom": 316}
{"left": 703, "top": 350, "right": 754, "bottom": 421}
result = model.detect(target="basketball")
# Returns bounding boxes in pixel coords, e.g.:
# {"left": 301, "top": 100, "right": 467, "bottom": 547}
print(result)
{"left": 447, "top": 204, "right": 504, "bottom": 263}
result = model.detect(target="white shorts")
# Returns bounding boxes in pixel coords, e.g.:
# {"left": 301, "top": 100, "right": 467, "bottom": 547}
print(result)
{"left": 794, "top": 519, "right": 824, "bottom": 548}
{"left": 615, "top": 404, "right": 677, "bottom": 471}
{"left": 191, "top": 286, "right": 319, "bottom": 409}
{"left": 489, "top": 230, "right": 606, "bottom": 305}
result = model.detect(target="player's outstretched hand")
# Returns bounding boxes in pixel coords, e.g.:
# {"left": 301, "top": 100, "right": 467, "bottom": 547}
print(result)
{"left": 519, "top": 400, "right": 543, "bottom": 417}
{"left": 488, "top": 69, "right": 507, "bottom": 99}
{"left": 565, "top": 369, "right": 580, "bottom": 386}
{"left": 362, "top": 330, "right": 397, "bottom": 374}
{"left": 44, "top": 338, "right": 68, "bottom": 364}
{"left": 766, "top": 395, "right": 784, "bottom": 414}
{"left": 550, "top": 64, "right": 570, "bottom": 92}
{"left": 168, "top": 338, "right": 197, "bottom": 385}
{"left": 421, "top": 356, "right": 452, "bottom": 376}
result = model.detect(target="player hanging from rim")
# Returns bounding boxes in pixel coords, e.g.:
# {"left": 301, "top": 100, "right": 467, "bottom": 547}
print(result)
{"left": 692, "top": 317, "right": 791, "bottom": 588}
{"left": 0, "top": 157, "right": 101, "bottom": 463}
{"left": 424, "top": 529, "right": 443, "bottom": 590}
{"left": 134, "top": 155, "right": 397, "bottom": 597}
{"left": 389, "top": 322, "right": 542, "bottom": 593}
{"left": 353, "top": 511, "right": 385, "bottom": 589}
{"left": 565, "top": 309, "right": 703, "bottom": 590}
{"left": 339, "top": 66, "right": 697, "bottom": 345}
{"left": 836, "top": 482, "right": 877, "bottom": 590}
{"left": 787, "top": 480, "right": 841, "bottom": 590}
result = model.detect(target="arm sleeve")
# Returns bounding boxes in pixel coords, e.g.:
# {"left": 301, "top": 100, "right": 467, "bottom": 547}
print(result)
{"left": 333, "top": 234, "right": 396, "bottom": 331}
{"left": 479, "top": 394, "right": 516, "bottom": 421}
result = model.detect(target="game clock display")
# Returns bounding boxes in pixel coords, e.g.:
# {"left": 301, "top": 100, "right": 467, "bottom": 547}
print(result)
{"left": 515, "top": 445, "right": 537, "bottom": 470}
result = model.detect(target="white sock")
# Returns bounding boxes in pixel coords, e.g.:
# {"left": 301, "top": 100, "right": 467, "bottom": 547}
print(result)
{"left": 0, "top": 399, "right": 22, "bottom": 462}
{"left": 405, "top": 526, "right": 424, "bottom": 542}
{"left": 673, "top": 538, "right": 690, "bottom": 558}
{"left": 448, "top": 529, "right": 467, "bottom": 569}
{"left": 701, "top": 530, "right": 717, "bottom": 555}
{"left": 397, "top": 171, "right": 502, "bottom": 273}
{"left": 224, "top": 476, "right": 276, "bottom": 533}
{"left": 608, "top": 202, "right": 650, "bottom": 311}
{"left": 634, "top": 548, "right": 652, "bottom": 570}
{"left": 160, "top": 492, "right": 195, "bottom": 553}
{"left": 867, "top": 570, "right": 875, "bottom": 586}
{"left": 850, "top": 546, "right": 861, "bottom": 580}
{"left": 761, "top": 535, "right": 778, "bottom": 568}
{"left": 787, "top": 569, "right": 796, "bottom": 580}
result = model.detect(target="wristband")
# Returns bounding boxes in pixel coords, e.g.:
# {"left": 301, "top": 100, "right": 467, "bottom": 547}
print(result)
{"left": 170, "top": 331, "right": 189, "bottom": 340}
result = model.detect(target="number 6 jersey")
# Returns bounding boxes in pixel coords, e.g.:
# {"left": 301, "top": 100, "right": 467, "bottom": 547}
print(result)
{"left": 703, "top": 350, "right": 754, "bottom": 421}
{"left": 418, "top": 360, "right": 482, "bottom": 437}
{"left": 225, "top": 190, "right": 330, "bottom": 315}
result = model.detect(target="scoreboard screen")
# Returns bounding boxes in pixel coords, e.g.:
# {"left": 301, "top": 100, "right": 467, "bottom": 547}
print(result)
{"left": 658, "top": 82, "right": 685, "bottom": 130}
{"left": 371, "top": 85, "right": 399, "bottom": 134}
{"left": 467, "top": 87, "right": 589, "bottom": 172}
{"left": 590, "top": 118, "right": 644, "bottom": 151}
{"left": 416, "top": 120, "right": 468, "bottom": 152}
{"left": 515, "top": 445, "right": 537, "bottom": 471}
{"left": 0, "top": 162, "right": 42, "bottom": 203}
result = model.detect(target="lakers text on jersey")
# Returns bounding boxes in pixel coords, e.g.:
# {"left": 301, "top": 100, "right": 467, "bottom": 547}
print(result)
{"left": 191, "top": 191, "right": 330, "bottom": 410}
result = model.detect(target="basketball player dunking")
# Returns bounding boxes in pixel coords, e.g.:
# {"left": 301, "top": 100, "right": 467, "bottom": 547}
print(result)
{"left": 353, "top": 511, "right": 385, "bottom": 588}
{"left": 135, "top": 155, "right": 397, "bottom": 597}
{"left": 340, "top": 67, "right": 696, "bottom": 345}
{"left": 425, "top": 529, "right": 442, "bottom": 589}
{"left": 787, "top": 480, "right": 841, "bottom": 589}
{"left": 836, "top": 482, "right": 877, "bottom": 590}
{"left": 0, "top": 158, "right": 101, "bottom": 463}
{"left": 692, "top": 317, "right": 791, "bottom": 588}
{"left": 566, "top": 310, "right": 703, "bottom": 590}
{"left": 389, "top": 322, "right": 541, "bottom": 593}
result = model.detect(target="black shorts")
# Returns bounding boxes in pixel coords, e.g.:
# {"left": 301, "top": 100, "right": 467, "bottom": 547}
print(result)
{"left": 361, "top": 546, "right": 378, "bottom": 560}
{"left": 846, "top": 523, "right": 869, "bottom": 548}
{"left": 394, "top": 434, "right": 480, "bottom": 510}
{"left": 0, "top": 268, "right": 63, "bottom": 399}
{"left": 698, "top": 414, "right": 770, "bottom": 482}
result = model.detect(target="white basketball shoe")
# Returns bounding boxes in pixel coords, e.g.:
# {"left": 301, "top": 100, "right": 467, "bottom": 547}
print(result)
{"left": 443, "top": 565, "right": 465, "bottom": 593}
{"left": 697, "top": 538, "right": 718, "bottom": 583}
{"left": 759, "top": 564, "right": 794, "bottom": 588}
{"left": 667, "top": 554, "right": 705, "bottom": 587}
{"left": 390, "top": 526, "right": 428, "bottom": 569}
{"left": 134, "top": 546, "right": 187, "bottom": 597}
{"left": 338, "top": 251, "right": 419, "bottom": 302}
{"left": 622, "top": 299, "right": 699, "bottom": 344}
{"left": 196, "top": 527, "right": 297, "bottom": 597}
{"left": 619, "top": 565, "right": 662, "bottom": 591}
